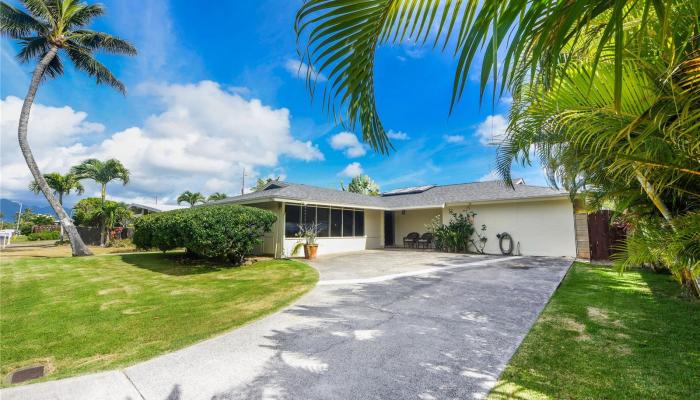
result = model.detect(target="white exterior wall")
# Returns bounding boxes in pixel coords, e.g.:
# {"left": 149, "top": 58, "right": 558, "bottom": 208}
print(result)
{"left": 281, "top": 208, "right": 383, "bottom": 257}
{"left": 445, "top": 198, "right": 576, "bottom": 257}
{"left": 393, "top": 208, "right": 442, "bottom": 244}
{"left": 250, "top": 202, "right": 283, "bottom": 256}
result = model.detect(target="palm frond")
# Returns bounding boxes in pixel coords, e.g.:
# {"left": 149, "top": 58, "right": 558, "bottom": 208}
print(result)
{"left": 69, "top": 30, "right": 137, "bottom": 55}
{"left": 65, "top": 42, "right": 126, "bottom": 93}
{"left": 64, "top": 2, "right": 104, "bottom": 28}
{"left": 0, "top": 2, "right": 47, "bottom": 38}
{"left": 20, "top": 0, "right": 56, "bottom": 23}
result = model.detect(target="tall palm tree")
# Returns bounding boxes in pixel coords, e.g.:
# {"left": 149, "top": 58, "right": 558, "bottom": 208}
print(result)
{"left": 29, "top": 172, "right": 84, "bottom": 241}
{"left": 177, "top": 191, "right": 205, "bottom": 207}
{"left": 28, "top": 172, "right": 84, "bottom": 206}
{"left": 71, "top": 159, "right": 130, "bottom": 204}
{"left": 207, "top": 192, "right": 228, "bottom": 202}
{"left": 1, "top": 0, "right": 136, "bottom": 256}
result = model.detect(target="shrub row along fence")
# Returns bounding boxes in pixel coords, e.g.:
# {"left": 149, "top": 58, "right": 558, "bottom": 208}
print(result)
{"left": 133, "top": 205, "right": 276, "bottom": 264}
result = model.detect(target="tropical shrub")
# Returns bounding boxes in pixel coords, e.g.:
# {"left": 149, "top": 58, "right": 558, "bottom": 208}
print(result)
{"left": 27, "top": 230, "right": 60, "bottom": 241}
{"left": 133, "top": 205, "right": 277, "bottom": 264}
{"left": 427, "top": 210, "right": 487, "bottom": 254}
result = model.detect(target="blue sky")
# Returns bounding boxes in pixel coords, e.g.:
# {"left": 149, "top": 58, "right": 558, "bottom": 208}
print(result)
{"left": 0, "top": 0, "right": 544, "bottom": 208}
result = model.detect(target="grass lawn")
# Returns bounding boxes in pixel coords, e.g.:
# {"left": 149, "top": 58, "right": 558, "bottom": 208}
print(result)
{"left": 0, "top": 252, "right": 318, "bottom": 386}
{"left": 488, "top": 262, "right": 700, "bottom": 400}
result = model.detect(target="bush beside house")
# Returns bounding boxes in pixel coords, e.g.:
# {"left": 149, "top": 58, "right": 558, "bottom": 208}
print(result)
{"left": 133, "top": 205, "right": 277, "bottom": 264}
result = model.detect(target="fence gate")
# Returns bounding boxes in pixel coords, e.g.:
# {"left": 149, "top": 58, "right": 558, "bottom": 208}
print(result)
{"left": 587, "top": 210, "right": 625, "bottom": 261}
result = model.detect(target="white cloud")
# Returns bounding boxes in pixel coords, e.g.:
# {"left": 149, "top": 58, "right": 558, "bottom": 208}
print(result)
{"left": 387, "top": 130, "right": 409, "bottom": 140}
{"left": 444, "top": 134, "right": 465, "bottom": 143}
{"left": 479, "top": 170, "right": 500, "bottom": 182}
{"left": 475, "top": 114, "right": 508, "bottom": 146}
{"left": 340, "top": 162, "right": 363, "bottom": 178}
{"left": 500, "top": 96, "right": 513, "bottom": 105}
{"left": 284, "top": 59, "right": 327, "bottom": 82}
{"left": 0, "top": 81, "right": 324, "bottom": 199}
{"left": 330, "top": 131, "right": 367, "bottom": 158}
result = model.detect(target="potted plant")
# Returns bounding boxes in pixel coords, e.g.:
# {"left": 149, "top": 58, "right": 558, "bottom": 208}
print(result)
{"left": 291, "top": 222, "right": 320, "bottom": 259}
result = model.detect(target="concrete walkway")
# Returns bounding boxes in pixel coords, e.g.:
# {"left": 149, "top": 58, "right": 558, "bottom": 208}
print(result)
{"left": 2, "top": 252, "right": 572, "bottom": 400}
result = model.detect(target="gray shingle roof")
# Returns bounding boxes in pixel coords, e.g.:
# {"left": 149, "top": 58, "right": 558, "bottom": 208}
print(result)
{"left": 213, "top": 180, "right": 567, "bottom": 210}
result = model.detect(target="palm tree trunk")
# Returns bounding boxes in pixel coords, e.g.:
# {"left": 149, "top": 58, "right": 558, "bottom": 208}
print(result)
{"left": 58, "top": 192, "right": 65, "bottom": 242}
{"left": 100, "top": 183, "right": 106, "bottom": 246}
{"left": 635, "top": 170, "right": 700, "bottom": 297}
{"left": 18, "top": 46, "right": 92, "bottom": 256}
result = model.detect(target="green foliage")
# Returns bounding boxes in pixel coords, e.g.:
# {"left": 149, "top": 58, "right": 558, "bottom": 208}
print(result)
{"left": 177, "top": 190, "right": 205, "bottom": 207}
{"left": 27, "top": 230, "right": 59, "bottom": 241}
{"left": 0, "top": 0, "right": 136, "bottom": 92}
{"left": 133, "top": 205, "right": 277, "bottom": 264}
{"left": 614, "top": 213, "right": 700, "bottom": 295}
{"left": 28, "top": 172, "right": 84, "bottom": 204}
{"left": 290, "top": 222, "right": 321, "bottom": 256}
{"left": 207, "top": 192, "right": 228, "bottom": 202}
{"left": 427, "top": 209, "right": 487, "bottom": 253}
{"left": 71, "top": 158, "right": 130, "bottom": 201}
{"left": 341, "top": 174, "right": 380, "bottom": 196}
{"left": 72, "top": 198, "right": 111, "bottom": 226}
{"left": 16, "top": 209, "right": 55, "bottom": 235}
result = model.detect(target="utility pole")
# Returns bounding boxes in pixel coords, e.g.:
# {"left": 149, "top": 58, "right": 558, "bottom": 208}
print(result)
{"left": 241, "top": 168, "right": 247, "bottom": 195}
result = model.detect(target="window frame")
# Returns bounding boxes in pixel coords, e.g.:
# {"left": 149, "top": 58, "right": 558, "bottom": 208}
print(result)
{"left": 284, "top": 203, "right": 367, "bottom": 239}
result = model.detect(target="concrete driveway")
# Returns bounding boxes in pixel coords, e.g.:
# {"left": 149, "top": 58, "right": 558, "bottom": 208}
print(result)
{"left": 3, "top": 251, "right": 571, "bottom": 400}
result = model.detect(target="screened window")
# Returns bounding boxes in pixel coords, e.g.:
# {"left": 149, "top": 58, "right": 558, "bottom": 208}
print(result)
{"left": 317, "top": 207, "right": 330, "bottom": 237}
{"left": 342, "top": 209, "right": 354, "bottom": 237}
{"left": 285, "top": 204, "right": 301, "bottom": 237}
{"left": 304, "top": 206, "right": 317, "bottom": 226}
{"left": 330, "top": 208, "right": 342, "bottom": 237}
{"left": 286, "top": 204, "right": 366, "bottom": 238}
{"left": 354, "top": 210, "right": 364, "bottom": 236}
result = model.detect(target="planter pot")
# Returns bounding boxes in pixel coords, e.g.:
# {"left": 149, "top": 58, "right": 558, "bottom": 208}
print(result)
{"left": 303, "top": 244, "right": 319, "bottom": 260}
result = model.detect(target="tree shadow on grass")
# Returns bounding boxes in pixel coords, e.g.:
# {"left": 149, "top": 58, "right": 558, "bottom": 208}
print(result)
{"left": 119, "top": 252, "right": 228, "bottom": 276}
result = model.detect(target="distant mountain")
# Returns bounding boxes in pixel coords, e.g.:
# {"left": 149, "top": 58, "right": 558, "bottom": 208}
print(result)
{"left": 0, "top": 198, "right": 58, "bottom": 222}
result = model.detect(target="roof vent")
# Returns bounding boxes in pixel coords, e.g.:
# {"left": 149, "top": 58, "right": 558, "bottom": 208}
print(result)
{"left": 382, "top": 185, "right": 436, "bottom": 196}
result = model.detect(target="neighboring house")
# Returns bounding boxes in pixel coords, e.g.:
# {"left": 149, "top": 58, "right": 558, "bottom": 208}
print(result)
{"left": 128, "top": 203, "right": 186, "bottom": 217}
{"left": 212, "top": 180, "right": 577, "bottom": 258}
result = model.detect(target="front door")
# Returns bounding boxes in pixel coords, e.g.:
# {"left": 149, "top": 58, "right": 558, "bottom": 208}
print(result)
{"left": 384, "top": 211, "right": 394, "bottom": 246}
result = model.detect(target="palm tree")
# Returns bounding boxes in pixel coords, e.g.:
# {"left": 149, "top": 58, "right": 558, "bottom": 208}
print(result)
{"left": 87, "top": 201, "right": 131, "bottom": 246}
{"left": 1, "top": 0, "right": 136, "bottom": 256}
{"left": 177, "top": 191, "right": 205, "bottom": 207}
{"left": 71, "top": 159, "right": 130, "bottom": 204}
{"left": 28, "top": 172, "right": 84, "bottom": 206}
{"left": 29, "top": 172, "right": 84, "bottom": 241}
{"left": 207, "top": 192, "right": 228, "bottom": 202}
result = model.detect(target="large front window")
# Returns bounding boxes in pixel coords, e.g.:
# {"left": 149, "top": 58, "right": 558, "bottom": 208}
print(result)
{"left": 285, "top": 204, "right": 366, "bottom": 238}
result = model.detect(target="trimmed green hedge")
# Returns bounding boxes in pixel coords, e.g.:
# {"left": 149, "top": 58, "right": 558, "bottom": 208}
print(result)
{"left": 27, "top": 230, "right": 60, "bottom": 241}
{"left": 133, "top": 205, "right": 276, "bottom": 264}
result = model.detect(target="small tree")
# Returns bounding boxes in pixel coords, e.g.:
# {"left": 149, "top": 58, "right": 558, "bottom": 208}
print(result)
{"left": 252, "top": 177, "right": 282, "bottom": 192}
{"left": 207, "top": 192, "right": 227, "bottom": 202}
{"left": 427, "top": 209, "right": 487, "bottom": 254}
{"left": 177, "top": 191, "right": 205, "bottom": 207}
{"left": 87, "top": 201, "right": 131, "bottom": 246}
{"left": 29, "top": 172, "right": 84, "bottom": 241}
{"left": 340, "top": 174, "right": 380, "bottom": 196}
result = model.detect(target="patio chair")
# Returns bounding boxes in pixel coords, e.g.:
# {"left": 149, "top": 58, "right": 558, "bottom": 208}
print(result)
{"left": 403, "top": 232, "right": 420, "bottom": 248}
{"left": 417, "top": 232, "right": 434, "bottom": 249}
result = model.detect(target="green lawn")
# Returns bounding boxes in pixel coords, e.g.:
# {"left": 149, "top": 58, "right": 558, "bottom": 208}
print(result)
{"left": 0, "top": 252, "right": 318, "bottom": 386}
{"left": 489, "top": 263, "right": 700, "bottom": 400}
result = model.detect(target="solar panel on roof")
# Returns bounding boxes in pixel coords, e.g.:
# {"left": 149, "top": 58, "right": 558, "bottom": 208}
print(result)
{"left": 381, "top": 185, "right": 436, "bottom": 196}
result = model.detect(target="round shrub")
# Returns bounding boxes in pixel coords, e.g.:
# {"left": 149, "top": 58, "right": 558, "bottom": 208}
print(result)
{"left": 133, "top": 205, "right": 276, "bottom": 264}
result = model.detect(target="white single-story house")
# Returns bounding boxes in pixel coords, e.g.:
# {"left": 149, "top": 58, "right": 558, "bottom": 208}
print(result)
{"left": 213, "top": 179, "right": 578, "bottom": 258}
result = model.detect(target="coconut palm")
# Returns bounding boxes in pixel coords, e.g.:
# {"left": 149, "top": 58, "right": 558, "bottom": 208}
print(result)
{"left": 177, "top": 191, "right": 206, "bottom": 207}
{"left": 71, "top": 159, "right": 130, "bottom": 204}
{"left": 1, "top": 0, "right": 136, "bottom": 256}
{"left": 207, "top": 192, "right": 228, "bottom": 202}
{"left": 29, "top": 172, "right": 84, "bottom": 241}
